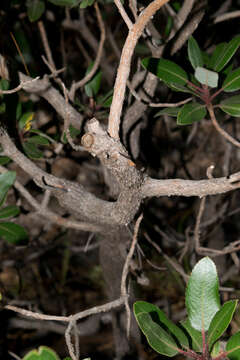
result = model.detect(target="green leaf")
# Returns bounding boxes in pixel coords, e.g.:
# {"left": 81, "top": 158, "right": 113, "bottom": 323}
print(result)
{"left": 0, "top": 102, "right": 6, "bottom": 114}
{"left": 0, "top": 171, "right": 16, "bottom": 206}
{"left": 211, "top": 341, "right": 221, "bottom": 357}
{"left": 23, "top": 346, "right": 60, "bottom": 360}
{"left": 134, "top": 312, "right": 179, "bottom": 356}
{"left": 134, "top": 301, "right": 189, "bottom": 349}
{"left": 0, "top": 156, "right": 11, "bottom": 165}
{"left": 186, "top": 257, "right": 220, "bottom": 332}
{"left": 177, "top": 103, "right": 206, "bottom": 125}
{"left": 27, "top": 0, "right": 45, "bottom": 22}
{"left": 209, "top": 43, "right": 228, "bottom": 71}
{"left": 0, "top": 222, "right": 28, "bottom": 245}
{"left": 27, "top": 135, "right": 50, "bottom": 145}
{"left": 209, "top": 36, "right": 240, "bottom": 72}
{"left": 219, "top": 95, "right": 240, "bottom": 117}
{"left": 188, "top": 36, "right": 203, "bottom": 70}
{"left": 0, "top": 206, "right": 20, "bottom": 219}
{"left": 154, "top": 107, "right": 181, "bottom": 118}
{"left": 84, "top": 63, "right": 102, "bottom": 97}
{"left": 47, "top": 0, "right": 79, "bottom": 6}
{"left": 208, "top": 300, "right": 238, "bottom": 350}
{"left": 222, "top": 68, "right": 240, "bottom": 92}
{"left": 23, "top": 142, "right": 43, "bottom": 159}
{"left": 194, "top": 67, "right": 218, "bottom": 88}
{"left": 62, "top": 125, "right": 81, "bottom": 144}
{"left": 226, "top": 331, "right": 240, "bottom": 360}
{"left": 0, "top": 79, "right": 9, "bottom": 91}
{"left": 181, "top": 319, "right": 202, "bottom": 352}
{"left": 142, "top": 58, "right": 188, "bottom": 86}
{"left": 19, "top": 112, "right": 34, "bottom": 130}
{"left": 80, "top": 0, "right": 95, "bottom": 8}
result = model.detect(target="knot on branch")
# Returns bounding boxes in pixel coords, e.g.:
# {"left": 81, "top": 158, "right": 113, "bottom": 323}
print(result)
{"left": 81, "top": 118, "right": 144, "bottom": 190}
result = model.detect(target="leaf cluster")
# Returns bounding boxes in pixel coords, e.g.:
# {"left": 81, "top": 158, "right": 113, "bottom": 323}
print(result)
{"left": 134, "top": 257, "right": 240, "bottom": 360}
{"left": 142, "top": 35, "right": 240, "bottom": 124}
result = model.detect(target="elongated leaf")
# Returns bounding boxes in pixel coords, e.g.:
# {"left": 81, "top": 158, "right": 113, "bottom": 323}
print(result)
{"left": 208, "top": 300, "right": 238, "bottom": 350}
{"left": 209, "top": 43, "right": 228, "bottom": 71}
{"left": 134, "top": 301, "right": 189, "bottom": 349}
{"left": 188, "top": 36, "right": 203, "bottom": 70}
{"left": 27, "top": 0, "right": 45, "bottom": 22}
{"left": 47, "top": 0, "right": 79, "bottom": 6}
{"left": 23, "top": 142, "right": 43, "bottom": 159}
{"left": 80, "top": 0, "right": 95, "bottom": 8}
{"left": 219, "top": 95, "right": 240, "bottom": 116}
{"left": 226, "top": 331, "right": 240, "bottom": 360}
{"left": 194, "top": 67, "right": 218, "bottom": 88}
{"left": 142, "top": 58, "right": 188, "bottom": 86}
{"left": 177, "top": 103, "right": 206, "bottom": 125}
{"left": 135, "top": 312, "right": 179, "bottom": 356}
{"left": 0, "top": 171, "right": 16, "bottom": 206}
{"left": 181, "top": 319, "right": 202, "bottom": 352}
{"left": 84, "top": 63, "right": 102, "bottom": 97}
{"left": 0, "top": 206, "right": 20, "bottom": 219}
{"left": 209, "top": 36, "right": 240, "bottom": 72}
{"left": 23, "top": 346, "right": 60, "bottom": 360}
{"left": 223, "top": 68, "right": 240, "bottom": 92}
{"left": 186, "top": 257, "right": 220, "bottom": 331}
{"left": 154, "top": 107, "right": 181, "bottom": 118}
{"left": 0, "top": 222, "right": 28, "bottom": 245}
{"left": 27, "top": 135, "right": 50, "bottom": 145}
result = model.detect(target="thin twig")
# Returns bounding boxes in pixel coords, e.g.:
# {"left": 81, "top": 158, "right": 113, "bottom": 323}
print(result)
{"left": 213, "top": 10, "right": 240, "bottom": 24}
{"left": 121, "top": 213, "right": 143, "bottom": 338}
{"left": 194, "top": 197, "right": 206, "bottom": 253}
{"left": 38, "top": 20, "right": 56, "bottom": 71}
{"left": 208, "top": 103, "right": 240, "bottom": 149}
{"left": 65, "top": 319, "right": 78, "bottom": 360}
{"left": 69, "top": 3, "right": 106, "bottom": 101}
{"left": 114, "top": 0, "right": 133, "bottom": 29}
{"left": 0, "top": 77, "right": 40, "bottom": 95}
{"left": 5, "top": 297, "right": 125, "bottom": 323}
{"left": 108, "top": 0, "right": 170, "bottom": 139}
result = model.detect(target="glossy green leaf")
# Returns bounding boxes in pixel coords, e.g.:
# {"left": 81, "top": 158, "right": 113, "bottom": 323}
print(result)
{"left": 194, "top": 67, "right": 218, "bottom": 88}
{"left": 208, "top": 300, "right": 238, "bottom": 350}
{"left": 47, "top": 0, "right": 79, "bottom": 6}
{"left": 154, "top": 107, "right": 181, "bottom": 118}
{"left": 186, "top": 257, "right": 220, "bottom": 331}
{"left": 181, "top": 319, "right": 202, "bottom": 352}
{"left": 134, "top": 312, "right": 179, "bottom": 356}
{"left": 80, "top": 0, "right": 95, "bottom": 8}
{"left": 188, "top": 36, "right": 203, "bottom": 70}
{"left": 134, "top": 301, "right": 189, "bottom": 349}
{"left": 0, "top": 171, "right": 16, "bottom": 206}
{"left": 168, "top": 83, "right": 194, "bottom": 94}
{"left": 0, "top": 222, "right": 28, "bottom": 245}
{"left": 142, "top": 58, "right": 188, "bottom": 86}
{"left": 0, "top": 206, "right": 20, "bottom": 219}
{"left": 209, "top": 43, "right": 228, "bottom": 71}
{"left": 219, "top": 95, "right": 240, "bottom": 116}
{"left": 23, "top": 142, "right": 43, "bottom": 159}
{"left": 23, "top": 346, "right": 60, "bottom": 360}
{"left": 177, "top": 103, "right": 206, "bottom": 125}
{"left": 209, "top": 36, "right": 240, "bottom": 72}
{"left": 226, "top": 331, "right": 240, "bottom": 360}
{"left": 27, "top": 0, "right": 45, "bottom": 22}
{"left": 222, "top": 68, "right": 240, "bottom": 92}
{"left": 84, "top": 63, "right": 102, "bottom": 97}
{"left": 27, "top": 135, "right": 50, "bottom": 145}
{"left": 19, "top": 112, "right": 34, "bottom": 130}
